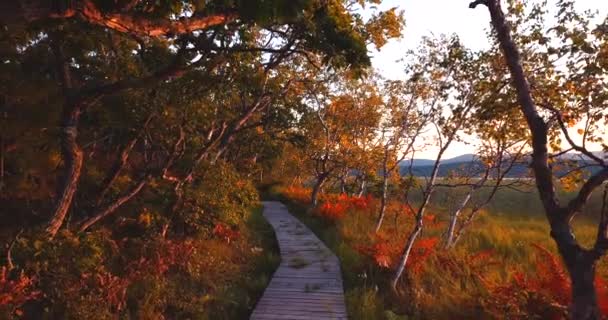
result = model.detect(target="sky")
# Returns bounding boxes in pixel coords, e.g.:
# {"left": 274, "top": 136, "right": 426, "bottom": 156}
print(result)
{"left": 366, "top": 0, "right": 608, "bottom": 159}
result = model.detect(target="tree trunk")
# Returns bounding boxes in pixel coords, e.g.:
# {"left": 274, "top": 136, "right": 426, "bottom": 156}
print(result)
{"left": 311, "top": 175, "right": 327, "bottom": 207}
{"left": 46, "top": 102, "right": 84, "bottom": 238}
{"left": 569, "top": 257, "right": 599, "bottom": 320}
{"left": 445, "top": 191, "right": 472, "bottom": 248}
{"left": 96, "top": 114, "right": 153, "bottom": 205}
{"left": 357, "top": 178, "right": 367, "bottom": 197}
{"left": 79, "top": 176, "right": 148, "bottom": 232}
{"left": 469, "top": 1, "right": 608, "bottom": 316}
{"left": 375, "top": 174, "right": 389, "bottom": 232}
{"left": 0, "top": 135, "right": 4, "bottom": 192}
{"left": 553, "top": 227, "right": 602, "bottom": 320}
{"left": 339, "top": 176, "right": 346, "bottom": 194}
{"left": 390, "top": 144, "right": 444, "bottom": 288}
{"left": 391, "top": 219, "right": 423, "bottom": 289}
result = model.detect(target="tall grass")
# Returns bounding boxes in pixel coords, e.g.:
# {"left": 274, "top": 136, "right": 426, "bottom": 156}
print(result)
{"left": 274, "top": 184, "right": 608, "bottom": 319}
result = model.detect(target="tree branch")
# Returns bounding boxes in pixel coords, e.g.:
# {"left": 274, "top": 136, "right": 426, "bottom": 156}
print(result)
{"left": 472, "top": 0, "right": 562, "bottom": 220}
{"left": 10, "top": 0, "right": 237, "bottom": 38}
{"left": 565, "top": 168, "right": 608, "bottom": 219}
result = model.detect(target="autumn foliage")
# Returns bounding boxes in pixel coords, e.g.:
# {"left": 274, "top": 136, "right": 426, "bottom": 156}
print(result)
{"left": 0, "top": 267, "right": 40, "bottom": 317}
{"left": 281, "top": 185, "right": 312, "bottom": 205}
{"left": 356, "top": 233, "right": 439, "bottom": 273}
{"left": 482, "top": 244, "right": 608, "bottom": 319}
{"left": 213, "top": 223, "right": 240, "bottom": 243}
{"left": 315, "top": 194, "right": 373, "bottom": 222}
{"left": 281, "top": 188, "right": 440, "bottom": 275}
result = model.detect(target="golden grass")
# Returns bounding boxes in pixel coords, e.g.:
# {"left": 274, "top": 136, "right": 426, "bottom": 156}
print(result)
{"left": 277, "top": 185, "right": 608, "bottom": 319}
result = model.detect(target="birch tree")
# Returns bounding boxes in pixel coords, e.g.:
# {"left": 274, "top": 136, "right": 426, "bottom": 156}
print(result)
{"left": 471, "top": 0, "right": 608, "bottom": 317}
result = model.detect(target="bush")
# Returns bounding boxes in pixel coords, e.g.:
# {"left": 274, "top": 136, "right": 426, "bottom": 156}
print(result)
{"left": 181, "top": 161, "right": 259, "bottom": 235}
{"left": 2, "top": 166, "right": 274, "bottom": 320}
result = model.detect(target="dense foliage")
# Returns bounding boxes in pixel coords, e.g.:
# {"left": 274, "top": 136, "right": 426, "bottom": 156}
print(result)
{"left": 0, "top": 0, "right": 403, "bottom": 318}
{"left": 2, "top": 0, "right": 608, "bottom": 319}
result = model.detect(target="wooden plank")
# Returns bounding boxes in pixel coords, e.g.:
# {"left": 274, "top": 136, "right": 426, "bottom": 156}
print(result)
{"left": 250, "top": 201, "right": 349, "bottom": 320}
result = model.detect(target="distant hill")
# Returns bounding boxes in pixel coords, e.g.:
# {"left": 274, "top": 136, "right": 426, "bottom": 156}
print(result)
{"left": 398, "top": 152, "right": 605, "bottom": 177}
{"left": 398, "top": 153, "right": 476, "bottom": 168}
{"left": 398, "top": 158, "right": 436, "bottom": 167}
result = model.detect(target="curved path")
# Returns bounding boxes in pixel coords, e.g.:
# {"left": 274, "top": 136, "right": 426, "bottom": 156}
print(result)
{"left": 250, "top": 201, "right": 348, "bottom": 320}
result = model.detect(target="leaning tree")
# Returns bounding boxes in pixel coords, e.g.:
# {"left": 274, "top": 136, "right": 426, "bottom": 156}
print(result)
{"left": 471, "top": 0, "right": 608, "bottom": 318}
{"left": 0, "top": 0, "right": 404, "bottom": 237}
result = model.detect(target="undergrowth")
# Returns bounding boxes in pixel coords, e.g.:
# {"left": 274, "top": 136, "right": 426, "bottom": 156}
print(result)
{"left": 275, "top": 184, "right": 608, "bottom": 320}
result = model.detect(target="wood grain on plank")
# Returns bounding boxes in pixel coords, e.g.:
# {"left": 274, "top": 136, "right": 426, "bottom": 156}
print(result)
{"left": 250, "top": 201, "right": 348, "bottom": 320}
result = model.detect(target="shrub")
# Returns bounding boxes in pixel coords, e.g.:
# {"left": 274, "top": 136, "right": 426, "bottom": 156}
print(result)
{"left": 356, "top": 233, "right": 439, "bottom": 273}
{"left": 317, "top": 201, "right": 348, "bottom": 221}
{"left": 181, "top": 161, "right": 259, "bottom": 235}
{"left": 482, "top": 244, "right": 608, "bottom": 320}
{"left": 281, "top": 185, "right": 312, "bottom": 205}
{"left": 315, "top": 194, "right": 373, "bottom": 222}
{"left": 0, "top": 266, "right": 40, "bottom": 318}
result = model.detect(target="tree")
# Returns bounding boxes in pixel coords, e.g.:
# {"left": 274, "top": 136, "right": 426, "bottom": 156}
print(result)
{"left": 301, "top": 70, "right": 383, "bottom": 206}
{"left": 1, "top": 0, "right": 404, "bottom": 237}
{"left": 441, "top": 137, "right": 528, "bottom": 249}
{"left": 374, "top": 68, "right": 436, "bottom": 232}
{"left": 390, "top": 35, "right": 480, "bottom": 289}
{"left": 470, "top": 0, "right": 608, "bottom": 318}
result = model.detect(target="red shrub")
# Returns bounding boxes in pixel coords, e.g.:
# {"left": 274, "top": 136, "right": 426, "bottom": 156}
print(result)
{"left": 282, "top": 185, "right": 311, "bottom": 205}
{"left": 0, "top": 266, "right": 41, "bottom": 316}
{"left": 317, "top": 202, "right": 348, "bottom": 221}
{"left": 356, "top": 234, "right": 439, "bottom": 274}
{"left": 407, "top": 237, "right": 440, "bottom": 274}
{"left": 597, "top": 277, "right": 608, "bottom": 316}
{"left": 356, "top": 234, "right": 399, "bottom": 268}
{"left": 483, "top": 244, "right": 608, "bottom": 319}
{"left": 213, "top": 223, "right": 240, "bottom": 243}
{"left": 72, "top": 239, "right": 195, "bottom": 314}
{"left": 316, "top": 194, "right": 373, "bottom": 222}
{"left": 79, "top": 270, "right": 130, "bottom": 312}
{"left": 335, "top": 194, "right": 372, "bottom": 211}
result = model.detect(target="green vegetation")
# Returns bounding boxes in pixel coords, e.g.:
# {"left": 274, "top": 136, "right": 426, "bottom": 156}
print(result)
{"left": 2, "top": 0, "right": 608, "bottom": 318}
{"left": 2, "top": 203, "right": 280, "bottom": 319}
{"left": 277, "top": 185, "right": 608, "bottom": 319}
{"left": 0, "top": 0, "right": 404, "bottom": 318}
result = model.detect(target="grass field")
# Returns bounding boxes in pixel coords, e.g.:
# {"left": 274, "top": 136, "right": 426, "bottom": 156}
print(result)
{"left": 273, "top": 184, "right": 608, "bottom": 319}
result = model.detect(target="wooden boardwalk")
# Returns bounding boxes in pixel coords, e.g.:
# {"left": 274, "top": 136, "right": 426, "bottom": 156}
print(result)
{"left": 250, "top": 201, "right": 348, "bottom": 320}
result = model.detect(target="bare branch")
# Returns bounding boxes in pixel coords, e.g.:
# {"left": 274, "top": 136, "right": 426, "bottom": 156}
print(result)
{"left": 565, "top": 168, "right": 608, "bottom": 219}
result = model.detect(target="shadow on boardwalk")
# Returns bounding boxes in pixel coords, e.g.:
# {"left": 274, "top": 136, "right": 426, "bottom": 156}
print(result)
{"left": 250, "top": 201, "right": 348, "bottom": 320}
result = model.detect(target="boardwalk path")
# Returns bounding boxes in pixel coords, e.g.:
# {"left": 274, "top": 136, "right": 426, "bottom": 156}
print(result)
{"left": 250, "top": 201, "right": 348, "bottom": 320}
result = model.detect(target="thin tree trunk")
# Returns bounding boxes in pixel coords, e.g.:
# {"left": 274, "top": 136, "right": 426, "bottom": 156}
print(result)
{"left": 96, "top": 114, "right": 153, "bottom": 205}
{"left": 450, "top": 205, "right": 481, "bottom": 248}
{"left": 391, "top": 219, "right": 423, "bottom": 289}
{"left": 46, "top": 40, "right": 85, "bottom": 238}
{"left": 47, "top": 100, "right": 84, "bottom": 238}
{"left": 445, "top": 191, "right": 472, "bottom": 248}
{"left": 375, "top": 173, "right": 389, "bottom": 232}
{"left": 79, "top": 175, "right": 148, "bottom": 232}
{"left": 357, "top": 177, "right": 367, "bottom": 197}
{"left": 390, "top": 188, "right": 434, "bottom": 289}
{"left": 376, "top": 147, "right": 391, "bottom": 232}
{"left": 311, "top": 175, "right": 328, "bottom": 207}
{"left": 391, "top": 134, "right": 448, "bottom": 289}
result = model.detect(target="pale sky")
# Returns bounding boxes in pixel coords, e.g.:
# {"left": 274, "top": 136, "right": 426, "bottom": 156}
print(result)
{"left": 367, "top": 0, "right": 608, "bottom": 159}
